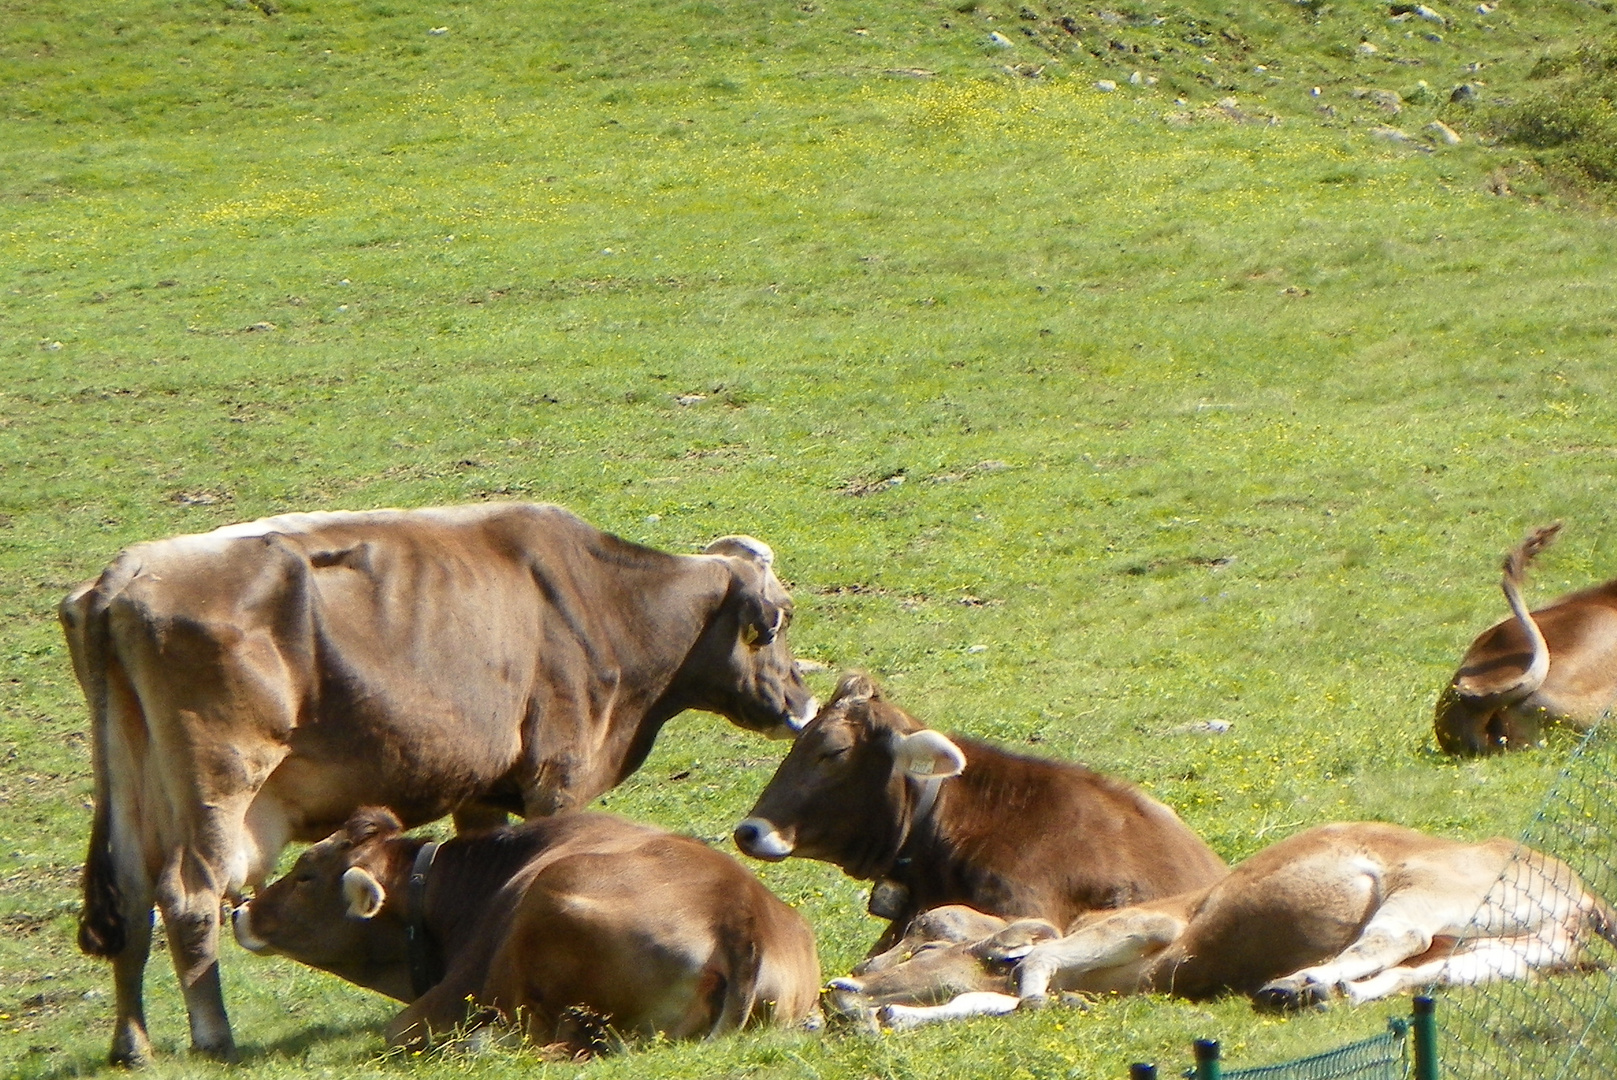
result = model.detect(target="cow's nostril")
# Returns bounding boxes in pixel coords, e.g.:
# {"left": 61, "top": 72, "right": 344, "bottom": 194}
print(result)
{"left": 735, "top": 822, "right": 760, "bottom": 847}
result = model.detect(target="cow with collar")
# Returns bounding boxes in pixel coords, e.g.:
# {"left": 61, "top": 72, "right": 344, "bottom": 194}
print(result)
{"left": 733, "top": 672, "right": 1228, "bottom": 954}
{"left": 64, "top": 501, "right": 816, "bottom": 1064}
{"left": 232, "top": 808, "right": 822, "bottom": 1053}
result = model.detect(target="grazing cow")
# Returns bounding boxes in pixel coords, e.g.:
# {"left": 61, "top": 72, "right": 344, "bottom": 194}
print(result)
{"left": 734, "top": 673, "right": 1228, "bottom": 954}
{"left": 61, "top": 502, "right": 816, "bottom": 1064}
{"left": 232, "top": 808, "right": 822, "bottom": 1052}
{"left": 1436, "top": 523, "right": 1617, "bottom": 754}
{"left": 822, "top": 822, "right": 1617, "bottom": 1029}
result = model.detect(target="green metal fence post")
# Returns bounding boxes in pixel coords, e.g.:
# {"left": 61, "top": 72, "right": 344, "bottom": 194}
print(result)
{"left": 1194, "top": 1038, "right": 1223, "bottom": 1080}
{"left": 1129, "top": 1064, "right": 1157, "bottom": 1080}
{"left": 1412, "top": 995, "right": 1438, "bottom": 1080}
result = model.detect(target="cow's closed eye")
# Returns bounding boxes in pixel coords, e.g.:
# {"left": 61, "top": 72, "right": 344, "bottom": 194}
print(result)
{"left": 818, "top": 745, "right": 850, "bottom": 762}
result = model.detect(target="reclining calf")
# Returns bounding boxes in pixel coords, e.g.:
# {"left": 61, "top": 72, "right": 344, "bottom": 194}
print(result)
{"left": 234, "top": 808, "right": 821, "bottom": 1053}
{"left": 824, "top": 822, "right": 1616, "bottom": 1029}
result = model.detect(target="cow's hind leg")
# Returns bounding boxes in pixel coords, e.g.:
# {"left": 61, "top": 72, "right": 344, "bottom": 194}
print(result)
{"left": 154, "top": 842, "right": 240, "bottom": 1060}
{"left": 1255, "top": 895, "right": 1450, "bottom": 1010}
{"left": 106, "top": 884, "right": 156, "bottom": 1066}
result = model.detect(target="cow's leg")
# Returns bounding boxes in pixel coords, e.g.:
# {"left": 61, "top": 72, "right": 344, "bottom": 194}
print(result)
{"left": 1340, "top": 937, "right": 1538, "bottom": 1004}
{"left": 1015, "top": 910, "right": 1185, "bottom": 1003}
{"left": 877, "top": 992, "right": 1022, "bottom": 1031}
{"left": 107, "top": 885, "right": 156, "bottom": 1066}
{"left": 1255, "top": 895, "right": 1443, "bottom": 1010}
{"left": 153, "top": 842, "right": 238, "bottom": 1060}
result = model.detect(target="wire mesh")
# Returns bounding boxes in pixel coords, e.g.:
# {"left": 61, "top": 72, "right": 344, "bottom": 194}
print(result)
{"left": 1213, "top": 1019, "right": 1408, "bottom": 1080}
{"left": 1435, "top": 722, "right": 1617, "bottom": 1080}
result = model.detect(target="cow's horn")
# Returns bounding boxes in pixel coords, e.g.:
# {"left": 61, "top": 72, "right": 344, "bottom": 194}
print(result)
{"left": 341, "top": 867, "right": 387, "bottom": 919}
{"left": 891, "top": 729, "right": 966, "bottom": 779}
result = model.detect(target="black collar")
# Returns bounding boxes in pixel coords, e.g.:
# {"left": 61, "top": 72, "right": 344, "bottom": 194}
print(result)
{"left": 405, "top": 841, "right": 443, "bottom": 998}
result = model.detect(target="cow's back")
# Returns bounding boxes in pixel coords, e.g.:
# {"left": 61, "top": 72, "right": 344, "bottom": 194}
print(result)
{"left": 935, "top": 739, "right": 1228, "bottom": 928}
{"left": 467, "top": 817, "right": 820, "bottom": 1041}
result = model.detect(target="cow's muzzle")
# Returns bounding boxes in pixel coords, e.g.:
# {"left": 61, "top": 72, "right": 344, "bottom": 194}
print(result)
{"left": 230, "top": 904, "right": 271, "bottom": 953}
{"left": 734, "top": 817, "right": 794, "bottom": 860}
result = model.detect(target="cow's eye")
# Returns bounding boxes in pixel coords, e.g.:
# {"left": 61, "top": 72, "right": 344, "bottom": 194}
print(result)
{"left": 294, "top": 871, "right": 316, "bottom": 886}
{"left": 818, "top": 745, "right": 850, "bottom": 762}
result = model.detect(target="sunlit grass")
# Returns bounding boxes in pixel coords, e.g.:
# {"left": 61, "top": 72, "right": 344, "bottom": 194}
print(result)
{"left": 4, "top": 0, "right": 1617, "bottom": 1076}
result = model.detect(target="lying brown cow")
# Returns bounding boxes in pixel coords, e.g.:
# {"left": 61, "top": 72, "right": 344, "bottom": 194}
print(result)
{"left": 62, "top": 502, "right": 815, "bottom": 1064}
{"left": 823, "top": 822, "right": 1617, "bottom": 1029}
{"left": 734, "top": 673, "right": 1229, "bottom": 953}
{"left": 1436, "top": 522, "right": 1617, "bottom": 754}
{"left": 232, "top": 808, "right": 821, "bottom": 1053}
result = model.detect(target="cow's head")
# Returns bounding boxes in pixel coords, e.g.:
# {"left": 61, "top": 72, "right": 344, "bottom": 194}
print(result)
{"left": 231, "top": 808, "right": 415, "bottom": 1000}
{"left": 1433, "top": 688, "right": 1545, "bottom": 755}
{"left": 685, "top": 535, "right": 817, "bottom": 739}
{"left": 821, "top": 914, "right": 1058, "bottom": 1019}
{"left": 734, "top": 672, "right": 965, "bottom": 878}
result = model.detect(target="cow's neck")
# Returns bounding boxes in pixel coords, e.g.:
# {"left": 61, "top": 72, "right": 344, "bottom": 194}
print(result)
{"left": 875, "top": 741, "right": 1035, "bottom": 920}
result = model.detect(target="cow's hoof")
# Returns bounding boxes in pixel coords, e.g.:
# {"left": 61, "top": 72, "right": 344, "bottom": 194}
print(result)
{"left": 1019, "top": 993, "right": 1049, "bottom": 1012}
{"left": 189, "top": 1039, "right": 240, "bottom": 1064}
{"left": 1254, "top": 979, "right": 1330, "bottom": 1012}
{"left": 108, "top": 1028, "right": 155, "bottom": 1069}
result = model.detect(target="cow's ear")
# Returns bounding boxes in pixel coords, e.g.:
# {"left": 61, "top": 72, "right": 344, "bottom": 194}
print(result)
{"left": 891, "top": 729, "right": 966, "bottom": 779}
{"left": 740, "top": 596, "right": 786, "bottom": 647}
{"left": 341, "top": 867, "right": 387, "bottom": 919}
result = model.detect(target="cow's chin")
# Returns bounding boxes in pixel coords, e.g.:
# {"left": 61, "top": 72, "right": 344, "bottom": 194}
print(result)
{"left": 230, "top": 906, "right": 271, "bottom": 954}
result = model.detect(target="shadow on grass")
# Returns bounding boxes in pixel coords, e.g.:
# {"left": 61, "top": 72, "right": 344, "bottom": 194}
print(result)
{"left": 13, "top": 1020, "right": 384, "bottom": 1080}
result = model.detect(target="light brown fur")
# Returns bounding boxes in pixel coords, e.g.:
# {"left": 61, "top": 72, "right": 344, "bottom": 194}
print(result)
{"left": 1436, "top": 523, "right": 1617, "bottom": 754}
{"left": 823, "top": 823, "right": 1616, "bottom": 1029}
{"left": 234, "top": 810, "right": 821, "bottom": 1053}
{"left": 735, "top": 673, "right": 1228, "bottom": 956}
{"left": 62, "top": 503, "right": 814, "bottom": 1064}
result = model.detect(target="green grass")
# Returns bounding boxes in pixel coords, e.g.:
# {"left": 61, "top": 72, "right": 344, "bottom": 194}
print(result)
{"left": 4, "top": 0, "right": 1617, "bottom": 1076}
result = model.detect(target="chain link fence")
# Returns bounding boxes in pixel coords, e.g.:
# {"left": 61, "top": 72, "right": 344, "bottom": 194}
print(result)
{"left": 1434, "top": 722, "right": 1617, "bottom": 1080}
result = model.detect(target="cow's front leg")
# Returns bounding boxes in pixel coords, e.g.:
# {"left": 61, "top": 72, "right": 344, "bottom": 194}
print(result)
{"left": 1015, "top": 910, "right": 1184, "bottom": 1004}
{"left": 154, "top": 847, "right": 237, "bottom": 1060}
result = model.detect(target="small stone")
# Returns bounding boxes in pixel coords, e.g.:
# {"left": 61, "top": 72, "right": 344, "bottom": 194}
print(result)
{"left": 1357, "top": 40, "right": 1379, "bottom": 54}
{"left": 1426, "top": 119, "right": 1462, "bottom": 144}
{"left": 988, "top": 30, "right": 1014, "bottom": 47}
{"left": 428, "top": 25, "right": 448, "bottom": 35}
{"left": 1371, "top": 124, "right": 1415, "bottom": 143}
{"left": 1128, "top": 70, "right": 1144, "bottom": 85}
{"left": 1309, "top": 86, "right": 1322, "bottom": 97}
{"left": 966, "top": 644, "right": 989, "bottom": 654}
{"left": 1450, "top": 82, "right": 1478, "bottom": 103}
{"left": 1413, "top": 4, "right": 1446, "bottom": 25}
{"left": 1095, "top": 79, "right": 1118, "bottom": 91}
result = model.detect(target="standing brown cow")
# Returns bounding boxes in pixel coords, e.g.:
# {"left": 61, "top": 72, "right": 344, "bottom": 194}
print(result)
{"left": 233, "top": 809, "right": 821, "bottom": 1052}
{"left": 62, "top": 502, "right": 816, "bottom": 1065}
{"left": 1436, "top": 523, "right": 1617, "bottom": 754}
{"left": 734, "top": 672, "right": 1228, "bottom": 954}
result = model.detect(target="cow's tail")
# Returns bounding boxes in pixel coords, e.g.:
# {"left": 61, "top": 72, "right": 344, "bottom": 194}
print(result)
{"left": 711, "top": 934, "right": 765, "bottom": 1036}
{"left": 1453, "top": 523, "right": 1562, "bottom": 710}
{"left": 63, "top": 576, "right": 127, "bottom": 958}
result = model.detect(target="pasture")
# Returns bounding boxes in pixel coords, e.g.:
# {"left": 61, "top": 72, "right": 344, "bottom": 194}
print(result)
{"left": 3, "top": 0, "right": 1617, "bottom": 1075}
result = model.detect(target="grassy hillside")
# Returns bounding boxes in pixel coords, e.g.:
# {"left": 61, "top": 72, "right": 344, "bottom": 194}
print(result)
{"left": 3, "top": 0, "right": 1617, "bottom": 1076}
